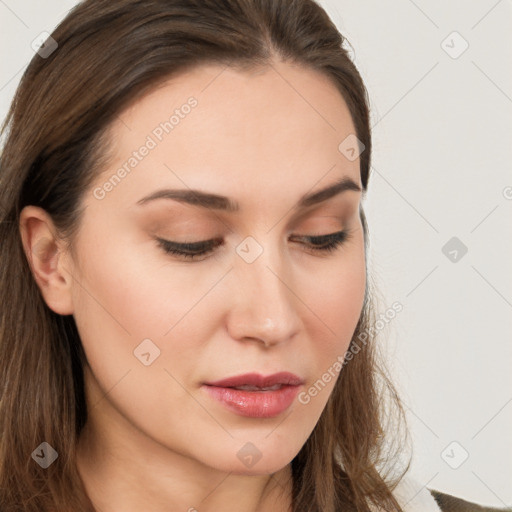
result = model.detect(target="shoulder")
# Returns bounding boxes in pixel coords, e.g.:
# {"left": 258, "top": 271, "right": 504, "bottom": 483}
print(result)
{"left": 429, "top": 489, "right": 512, "bottom": 512}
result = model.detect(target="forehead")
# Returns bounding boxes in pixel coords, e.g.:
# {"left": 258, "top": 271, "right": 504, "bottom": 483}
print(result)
{"left": 92, "top": 60, "right": 362, "bottom": 210}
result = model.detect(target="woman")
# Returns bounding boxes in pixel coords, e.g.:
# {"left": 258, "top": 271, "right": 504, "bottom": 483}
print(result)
{"left": 0, "top": 0, "right": 506, "bottom": 510}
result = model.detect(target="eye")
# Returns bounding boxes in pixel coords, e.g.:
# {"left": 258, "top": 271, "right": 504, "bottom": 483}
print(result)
{"left": 156, "top": 229, "right": 351, "bottom": 261}
{"left": 156, "top": 237, "right": 224, "bottom": 261}
{"left": 290, "top": 229, "right": 352, "bottom": 254}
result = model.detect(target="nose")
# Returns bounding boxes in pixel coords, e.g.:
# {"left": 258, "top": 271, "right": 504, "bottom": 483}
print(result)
{"left": 225, "top": 242, "right": 302, "bottom": 348}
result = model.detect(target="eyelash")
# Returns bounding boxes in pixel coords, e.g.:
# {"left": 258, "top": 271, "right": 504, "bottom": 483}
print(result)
{"left": 156, "top": 229, "right": 352, "bottom": 261}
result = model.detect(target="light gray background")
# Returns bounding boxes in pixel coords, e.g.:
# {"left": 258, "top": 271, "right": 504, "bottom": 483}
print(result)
{"left": 1, "top": 0, "right": 511, "bottom": 507}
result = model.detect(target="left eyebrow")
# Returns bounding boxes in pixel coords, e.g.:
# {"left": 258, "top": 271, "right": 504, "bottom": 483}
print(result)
{"left": 136, "top": 176, "right": 362, "bottom": 211}
{"left": 298, "top": 176, "right": 362, "bottom": 209}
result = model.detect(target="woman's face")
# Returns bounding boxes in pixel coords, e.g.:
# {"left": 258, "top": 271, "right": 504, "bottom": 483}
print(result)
{"left": 67, "top": 61, "right": 366, "bottom": 476}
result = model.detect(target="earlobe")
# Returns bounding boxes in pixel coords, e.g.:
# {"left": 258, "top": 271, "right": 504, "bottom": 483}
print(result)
{"left": 19, "top": 206, "right": 75, "bottom": 316}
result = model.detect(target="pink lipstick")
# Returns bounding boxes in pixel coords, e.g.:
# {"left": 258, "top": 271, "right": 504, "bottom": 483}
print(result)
{"left": 202, "top": 372, "right": 303, "bottom": 418}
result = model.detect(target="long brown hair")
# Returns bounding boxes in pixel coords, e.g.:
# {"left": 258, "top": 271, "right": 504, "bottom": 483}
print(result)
{"left": 0, "top": 0, "right": 409, "bottom": 510}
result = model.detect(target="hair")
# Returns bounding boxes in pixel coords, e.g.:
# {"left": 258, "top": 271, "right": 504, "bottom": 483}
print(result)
{"left": 0, "top": 0, "right": 410, "bottom": 510}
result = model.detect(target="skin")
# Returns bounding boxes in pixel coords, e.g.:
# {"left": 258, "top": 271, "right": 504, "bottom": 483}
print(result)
{"left": 20, "top": 59, "right": 366, "bottom": 512}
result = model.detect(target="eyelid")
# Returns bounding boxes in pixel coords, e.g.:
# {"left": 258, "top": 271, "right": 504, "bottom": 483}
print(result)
{"left": 156, "top": 229, "right": 351, "bottom": 261}
{"left": 156, "top": 237, "right": 223, "bottom": 255}
{"left": 290, "top": 229, "right": 351, "bottom": 251}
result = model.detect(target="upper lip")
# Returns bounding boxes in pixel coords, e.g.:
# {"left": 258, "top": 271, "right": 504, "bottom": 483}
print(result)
{"left": 204, "top": 372, "right": 304, "bottom": 388}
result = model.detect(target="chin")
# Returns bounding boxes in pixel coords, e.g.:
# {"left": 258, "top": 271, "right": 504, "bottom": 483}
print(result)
{"left": 203, "top": 438, "right": 300, "bottom": 477}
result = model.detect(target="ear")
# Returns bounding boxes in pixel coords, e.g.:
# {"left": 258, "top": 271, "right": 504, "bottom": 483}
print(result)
{"left": 19, "top": 206, "right": 75, "bottom": 315}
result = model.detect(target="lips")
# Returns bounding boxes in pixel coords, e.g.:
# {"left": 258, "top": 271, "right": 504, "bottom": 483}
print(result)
{"left": 204, "top": 372, "right": 304, "bottom": 389}
{"left": 202, "top": 372, "right": 304, "bottom": 418}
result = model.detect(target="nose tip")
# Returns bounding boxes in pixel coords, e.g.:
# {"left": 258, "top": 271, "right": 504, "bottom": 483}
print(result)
{"left": 226, "top": 261, "right": 301, "bottom": 348}
{"left": 253, "top": 316, "right": 291, "bottom": 348}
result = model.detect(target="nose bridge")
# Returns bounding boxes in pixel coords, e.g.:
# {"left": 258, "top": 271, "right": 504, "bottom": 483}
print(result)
{"left": 227, "top": 237, "right": 300, "bottom": 345}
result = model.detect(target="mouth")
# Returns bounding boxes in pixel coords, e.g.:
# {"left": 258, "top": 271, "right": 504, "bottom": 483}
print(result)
{"left": 204, "top": 371, "right": 304, "bottom": 389}
{"left": 226, "top": 384, "right": 285, "bottom": 391}
{"left": 202, "top": 372, "right": 304, "bottom": 418}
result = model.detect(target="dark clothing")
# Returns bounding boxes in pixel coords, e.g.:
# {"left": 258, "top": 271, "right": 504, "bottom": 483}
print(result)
{"left": 430, "top": 489, "right": 512, "bottom": 512}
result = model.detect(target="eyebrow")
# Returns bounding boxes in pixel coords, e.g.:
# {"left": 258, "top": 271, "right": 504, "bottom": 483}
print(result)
{"left": 136, "top": 176, "right": 362, "bottom": 211}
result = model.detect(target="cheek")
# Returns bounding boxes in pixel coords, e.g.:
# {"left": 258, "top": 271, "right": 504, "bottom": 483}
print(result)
{"left": 311, "top": 238, "right": 366, "bottom": 349}
{"left": 69, "top": 235, "right": 225, "bottom": 383}
{"left": 318, "top": 263, "right": 365, "bottom": 331}
{"left": 70, "top": 240, "right": 228, "bottom": 453}
{"left": 298, "top": 236, "right": 366, "bottom": 406}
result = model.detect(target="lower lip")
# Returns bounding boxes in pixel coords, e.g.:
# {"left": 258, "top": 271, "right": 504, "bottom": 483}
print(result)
{"left": 202, "top": 384, "right": 301, "bottom": 418}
